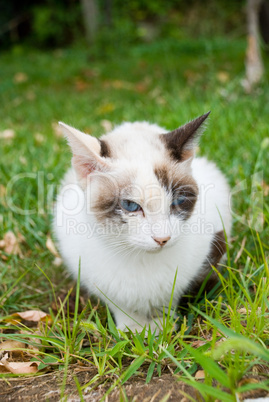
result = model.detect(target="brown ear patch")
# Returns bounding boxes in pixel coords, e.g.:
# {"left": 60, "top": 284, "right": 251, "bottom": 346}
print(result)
{"left": 161, "top": 112, "right": 210, "bottom": 162}
{"left": 99, "top": 139, "right": 111, "bottom": 158}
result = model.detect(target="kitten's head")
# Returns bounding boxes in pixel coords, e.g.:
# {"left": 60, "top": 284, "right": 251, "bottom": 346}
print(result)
{"left": 59, "top": 112, "right": 210, "bottom": 251}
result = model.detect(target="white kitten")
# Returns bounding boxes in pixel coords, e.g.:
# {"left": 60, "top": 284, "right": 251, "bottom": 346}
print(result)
{"left": 53, "top": 113, "right": 232, "bottom": 332}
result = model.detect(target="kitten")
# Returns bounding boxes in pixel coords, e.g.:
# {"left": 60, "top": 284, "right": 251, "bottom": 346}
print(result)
{"left": 53, "top": 112, "right": 232, "bottom": 332}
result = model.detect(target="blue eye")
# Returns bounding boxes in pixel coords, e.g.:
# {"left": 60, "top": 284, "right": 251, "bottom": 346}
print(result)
{"left": 120, "top": 199, "right": 142, "bottom": 212}
{"left": 171, "top": 196, "right": 186, "bottom": 207}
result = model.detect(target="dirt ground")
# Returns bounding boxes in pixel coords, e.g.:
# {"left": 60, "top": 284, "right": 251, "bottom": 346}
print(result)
{"left": 0, "top": 369, "right": 269, "bottom": 401}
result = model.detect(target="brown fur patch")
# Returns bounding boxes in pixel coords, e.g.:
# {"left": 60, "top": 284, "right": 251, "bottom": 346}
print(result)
{"left": 170, "top": 177, "right": 198, "bottom": 220}
{"left": 99, "top": 139, "right": 111, "bottom": 158}
{"left": 206, "top": 230, "right": 226, "bottom": 267}
{"left": 91, "top": 174, "right": 130, "bottom": 224}
{"left": 160, "top": 112, "right": 210, "bottom": 162}
{"left": 197, "top": 230, "right": 226, "bottom": 291}
{"left": 154, "top": 164, "right": 198, "bottom": 220}
{"left": 179, "top": 230, "right": 227, "bottom": 310}
{"left": 154, "top": 166, "right": 170, "bottom": 191}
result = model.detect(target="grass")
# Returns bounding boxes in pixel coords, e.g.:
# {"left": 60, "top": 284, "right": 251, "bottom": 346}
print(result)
{"left": 0, "top": 32, "right": 269, "bottom": 400}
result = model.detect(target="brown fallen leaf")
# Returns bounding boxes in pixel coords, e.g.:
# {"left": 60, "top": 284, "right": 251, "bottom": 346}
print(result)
{"left": 0, "top": 251, "right": 7, "bottom": 261}
{"left": 191, "top": 340, "right": 206, "bottom": 348}
{"left": 0, "top": 231, "right": 23, "bottom": 258}
{"left": 103, "top": 80, "right": 133, "bottom": 90}
{"left": 262, "top": 180, "right": 269, "bottom": 197}
{"left": 234, "top": 236, "right": 246, "bottom": 263}
{"left": 14, "top": 310, "right": 48, "bottom": 322}
{"left": 14, "top": 72, "right": 28, "bottom": 83}
{"left": 74, "top": 78, "right": 89, "bottom": 92}
{"left": 0, "top": 353, "right": 39, "bottom": 374}
{"left": 237, "top": 307, "right": 261, "bottom": 315}
{"left": 0, "top": 340, "right": 25, "bottom": 355}
{"left": 195, "top": 370, "right": 205, "bottom": 379}
{"left": 34, "top": 133, "right": 45, "bottom": 144}
{"left": 134, "top": 82, "right": 148, "bottom": 93}
{"left": 0, "top": 184, "right": 6, "bottom": 199}
{"left": 217, "top": 71, "right": 230, "bottom": 83}
{"left": 0, "top": 129, "right": 15, "bottom": 140}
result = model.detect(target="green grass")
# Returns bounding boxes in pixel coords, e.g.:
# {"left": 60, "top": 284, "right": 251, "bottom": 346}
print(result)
{"left": 0, "top": 34, "right": 269, "bottom": 400}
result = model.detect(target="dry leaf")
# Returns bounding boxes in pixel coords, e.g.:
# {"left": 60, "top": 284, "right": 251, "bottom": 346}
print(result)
{"left": 34, "top": 133, "right": 45, "bottom": 144}
{"left": 0, "top": 340, "right": 25, "bottom": 355}
{"left": 14, "top": 72, "right": 28, "bottom": 83}
{"left": 100, "top": 120, "right": 113, "bottom": 133}
{"left": 0, "top": 185, "right": 6, "bottom": 198}
{"left": 74, "top": 79, "right": 89, "bottom": 92}
{"left": 217, "top": 71, "right": 230, "bottom": 83}
{"left": 0, "top": 251, "right": 7, "bottom": 261}
{"left": 0, "top": 353, "right": 39, "bottom": 374}
{"left": 234, "top": 236, "right": 246, "bottom": 263}
{"left": 191, "top": 340, "right": 206, "bottom": 348}
{"left": 262, "top": 180, "right": 269, "bottom": 197}
{"left": 14, "top": 310, "right": 48, "bottom": 322}
{"left": 0, "top": 231, "right": 23, "bottom": 257}
{"left": 195, "top": 370, "right": 205, "bottom": 379}
{"left": 135, "top": 82, "right": 148, "bottom": 93}
{"left": 237, "top": 308, "right": 249, "bottom": 314}
{"left": 104, "top": 80, "right": 133, "bottom": 90}
{"left": 0, "top": 129, "right": 15, "bottom": 140}
{"left": 0, "top": 186, "right": 6, "bottom": 208}
{"left": 46, "top": 236, "right": 60, "bottom": 258}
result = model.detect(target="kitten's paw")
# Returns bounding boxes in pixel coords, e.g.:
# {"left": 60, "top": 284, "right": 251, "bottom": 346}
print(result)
{"left": 116, "top": 317, "right": 161, "bottom": 335}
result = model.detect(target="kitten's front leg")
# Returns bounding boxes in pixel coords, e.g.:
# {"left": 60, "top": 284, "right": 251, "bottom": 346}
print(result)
{"left": 112, "top": 308, "right": 160, "bottom": 334}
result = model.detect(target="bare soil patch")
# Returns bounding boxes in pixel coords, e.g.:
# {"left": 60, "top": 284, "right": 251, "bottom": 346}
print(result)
{"left": 1, "top": 370, "right": 269, "bottom": 401}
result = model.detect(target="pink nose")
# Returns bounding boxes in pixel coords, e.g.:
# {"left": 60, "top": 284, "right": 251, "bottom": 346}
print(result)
{"left": 152, "top": 236, "right": 171, "bottom": 246}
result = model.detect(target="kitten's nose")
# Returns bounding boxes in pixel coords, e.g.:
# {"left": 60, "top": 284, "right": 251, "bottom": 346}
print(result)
{"left": 152, "top": 236, "right": 171, "bottom": 247}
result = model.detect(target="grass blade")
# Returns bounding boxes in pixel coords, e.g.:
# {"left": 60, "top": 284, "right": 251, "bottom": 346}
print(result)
{"left": 181, "top": 342, "right": 230, "bottom": 388}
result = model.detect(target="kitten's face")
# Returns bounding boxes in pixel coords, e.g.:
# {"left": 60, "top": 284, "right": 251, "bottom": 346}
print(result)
{"left": 59, "top": 113, "right": 209, "bottom": 251}
{"left": 89, "top": 159, "right": 198, "bottom": 251}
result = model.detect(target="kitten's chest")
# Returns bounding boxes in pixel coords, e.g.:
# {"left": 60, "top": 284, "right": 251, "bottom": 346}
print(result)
{"left": 91, "top": 244, "right": 195, "bottom": 313}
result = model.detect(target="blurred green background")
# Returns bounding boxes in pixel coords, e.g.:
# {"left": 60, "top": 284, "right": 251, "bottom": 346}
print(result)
{"left": 0, "top": 0, "right": 268, "bottom": 307}
{"left": 0, "top": 0, "right": 248, "bottom": 49}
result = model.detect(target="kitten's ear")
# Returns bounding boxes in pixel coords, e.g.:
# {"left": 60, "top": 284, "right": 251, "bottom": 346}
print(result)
{"left": 161, "top": 112, "right": 210, "bottom": 161}
{"left": 59, "top": 122, "right": 111, "bottom": 188}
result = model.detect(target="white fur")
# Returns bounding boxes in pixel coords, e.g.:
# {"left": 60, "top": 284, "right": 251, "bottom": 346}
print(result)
{"left": 53, "top": 121, "right": 232, "bottom": 332}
